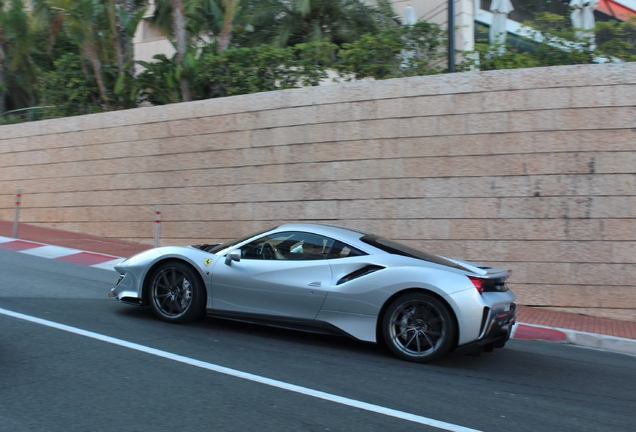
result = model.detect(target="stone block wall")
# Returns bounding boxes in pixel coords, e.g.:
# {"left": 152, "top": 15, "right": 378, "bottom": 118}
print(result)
{"left": 1, "top": 62, "right": 635, "bottom": 320}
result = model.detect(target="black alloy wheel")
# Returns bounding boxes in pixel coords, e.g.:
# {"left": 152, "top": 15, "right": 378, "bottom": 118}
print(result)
{"left": 382, "top": 292, "right": 456, "bottom": 363}
{"left": 149, "top": 261, "right": 206, "bottom": 323}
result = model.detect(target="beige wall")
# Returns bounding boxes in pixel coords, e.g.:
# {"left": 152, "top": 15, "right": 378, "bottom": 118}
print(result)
{"left": 1, "top": 63, "right": 635, "bottom": 321}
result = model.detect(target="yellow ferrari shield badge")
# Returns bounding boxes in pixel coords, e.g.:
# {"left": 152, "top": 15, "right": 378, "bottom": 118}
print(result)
{"left": 204, "top": 258, "right": 212, "bottom": 267}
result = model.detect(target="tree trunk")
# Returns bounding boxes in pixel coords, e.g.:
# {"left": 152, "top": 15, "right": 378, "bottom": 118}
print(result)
{"left": 0, "top": 42, "right": 5, "bottom": 115}
{"left": 109, "top": 0, "right": 125, "bottom": 75}
{"left": 84, "top": 42, "right": 110, "bottom": 109}
{"left": 112, "top": 31, "right": 125, "bottom": 76}
{"left": 170, "top": 0, "right": 191, "bottom": 102}
{"left": 118, "top": 0, "right": 136, "bottom": 75}
{"left": 218, "top": 0, "right": 239, "bottom": 52}
{"left": 218, "top": 22, "right": 232, "bottom": 51}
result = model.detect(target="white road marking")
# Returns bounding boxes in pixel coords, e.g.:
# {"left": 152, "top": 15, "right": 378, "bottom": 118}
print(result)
{"left": 19, "top": 245, "right": 82, "bottom": 259}
{"left": 0, "top": 236, "right": 14, "bottom": 243}
{"left": 91, "top": 258, "right": 124, "bottom": 271}
{"left": 0, "top": 307, "right": 480, "bottom": 432}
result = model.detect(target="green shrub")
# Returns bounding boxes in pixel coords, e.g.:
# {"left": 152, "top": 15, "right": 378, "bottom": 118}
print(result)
{"left": 39, "top": 53, "right": 102, "bottom": 117}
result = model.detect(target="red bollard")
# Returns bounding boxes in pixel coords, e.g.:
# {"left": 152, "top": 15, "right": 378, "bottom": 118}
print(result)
{"left": 154, "top": 205, "right": 162, "bottom": 248}
{"left": 12, "top": 188, "right": 22, "bottom": 238}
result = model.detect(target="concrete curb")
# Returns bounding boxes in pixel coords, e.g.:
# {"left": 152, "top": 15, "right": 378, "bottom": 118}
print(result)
{"left": 514, "top": 323, "right": 636, "bottom": 356}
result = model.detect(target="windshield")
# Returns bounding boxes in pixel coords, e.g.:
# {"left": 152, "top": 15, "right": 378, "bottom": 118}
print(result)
{"left": 207, "top": 227, "right": 276, "bottom": 254}
{"left": 360, "top": 235, "right": 465, "bottom": 271}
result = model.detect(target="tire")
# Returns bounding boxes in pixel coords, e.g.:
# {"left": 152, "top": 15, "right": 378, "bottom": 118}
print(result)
{"left": 382, "top": 292, "right": 456, "bottom": 363}
{"left": 148, "top": 261, "right": 206, "bottom": 324}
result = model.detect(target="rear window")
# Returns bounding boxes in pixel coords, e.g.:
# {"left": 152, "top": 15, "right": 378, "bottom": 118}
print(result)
{"left": 360, "top": 235, "right": 465, "bottom": 271}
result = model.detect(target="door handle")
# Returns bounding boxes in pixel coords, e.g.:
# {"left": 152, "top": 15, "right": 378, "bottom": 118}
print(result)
{"left": 308, "top": 281, "right": 322, "bottom": 287}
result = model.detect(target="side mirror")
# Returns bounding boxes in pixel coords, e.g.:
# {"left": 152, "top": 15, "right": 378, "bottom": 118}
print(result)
{"left": 225, "top": 250, "right": 241, "bottom": 265}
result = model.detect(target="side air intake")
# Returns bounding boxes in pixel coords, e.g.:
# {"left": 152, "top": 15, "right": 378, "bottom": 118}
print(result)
{"left": 337, "top": 265, "right": 385, "bottom": 285}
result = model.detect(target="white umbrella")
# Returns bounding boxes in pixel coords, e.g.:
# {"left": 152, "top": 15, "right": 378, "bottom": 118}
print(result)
{"left": 570, "top": 0, "right": 599, "bottom": 42}
{"left": 401, "top": 5, "right": 417, "bottom": 68}
{"left": 489, "top": 0, "right": 514, "bottom": 47}
{"left": 403, "top": 4, "right": 417, "bottom": 26}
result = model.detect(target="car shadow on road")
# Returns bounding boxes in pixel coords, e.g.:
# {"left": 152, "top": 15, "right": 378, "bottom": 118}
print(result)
{"left": 113, "top": 304, "right": 624, "bottom": 380}
{"left": 114, "top": 305, "right": 390, "bottom": 358}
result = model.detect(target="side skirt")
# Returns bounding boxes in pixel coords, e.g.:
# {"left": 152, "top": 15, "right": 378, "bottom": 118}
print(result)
{"left": 206, "top": 309, "right": 356, "bottom": 339}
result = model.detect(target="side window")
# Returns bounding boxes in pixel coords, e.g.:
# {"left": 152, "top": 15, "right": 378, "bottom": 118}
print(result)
{"left": 239, "top": 231, "right": 333, "bottom": 261}
{"left": 284, "top": 232, "right": 334, "bottom": 260}
{"left": 326, "top": 240, "right": 366, "bottom": 259}
{"left": 238, "top": 231, "right": 366, "bottom": 261}
{"left": 240, "top": 234, "right": 283, "bottom": 260}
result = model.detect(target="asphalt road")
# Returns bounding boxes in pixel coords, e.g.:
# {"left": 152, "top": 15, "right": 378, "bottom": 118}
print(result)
{"left": 0, "top": 249, "right": 634, "bottom": 432}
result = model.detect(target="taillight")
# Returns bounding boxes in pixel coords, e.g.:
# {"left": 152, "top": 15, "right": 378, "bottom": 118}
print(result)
{"left": 469, "top": 277, "right": 484, "bottom": 294}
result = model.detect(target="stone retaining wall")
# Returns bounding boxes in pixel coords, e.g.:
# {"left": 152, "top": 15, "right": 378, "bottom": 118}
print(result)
{"left": 1, "top": 63, "right": 634, "bottom": 320}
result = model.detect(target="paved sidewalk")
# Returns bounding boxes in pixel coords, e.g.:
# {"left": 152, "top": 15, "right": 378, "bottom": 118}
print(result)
{"left": 1, "top": 221, "right": 635, "bottom": 356}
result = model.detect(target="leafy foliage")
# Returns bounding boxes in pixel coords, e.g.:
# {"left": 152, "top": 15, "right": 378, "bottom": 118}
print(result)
{"left": 2, "top": 1, "right": 636, "bottom": 121}
{"left": 595, "top": 18, "right": 636, "bottom": 62}
{"left": 1, "top": 0, "right": 38, "bottom": 113}
{"left": 28, "top": 0, "right": 150, "bottom": 112}
{"left": 335, "top": 21, "right": 445, "bottom": 80}
{"left": 189, "top": 0, "right": 245, "bottom": 51}
{"left": 110, "top": 3, "right": 147, "bottom": 108}
{"left": 195, "top": 41, "right": 336, "bottom": 98}
{"left": 136, "top": 54, "right": 183, "bottom": 104}
{"left": 183, "top": 22, "right": 445, "bottom": 101}
{"left": 237, "top": 0, "right": 399, "bottom": 48}
{"left": 39, "top": 52, "right": 102, "bottom": 117}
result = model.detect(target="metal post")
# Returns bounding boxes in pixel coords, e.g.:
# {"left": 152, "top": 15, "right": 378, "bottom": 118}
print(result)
{"left": 154, "top": 205, "right": 162, "bottom": 248}
{"left": 12, "top": 188, "right": 22, "bottom": 238}
{"left": 448, "top": 0, "right": 456, "bottom": 73}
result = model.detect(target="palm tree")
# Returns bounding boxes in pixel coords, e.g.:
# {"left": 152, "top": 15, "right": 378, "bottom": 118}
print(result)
{"left": 31, "top": 0, "right": 110, "bottom": 108}
{"left": 0, "top": 0, "right": 35, "bottom": 115}
{"left": 106, "top": 0, "right": 126, "bottom": 75}
{"left": 0, "top": 2, "right": 7, "bottom": 115}
{"left": 115, "top": 1, "right": 147, "bottom": 75}
{"left": 147, "top": 0, "right": 248, "bottom": 103}
{"left": 170, "top": 0, "right": 192, "bottom": 100}
{"left": 0, "top": 33, "right": 6, "bottom": 115}
{"left": 191, "top": 0, "right": 243, "bottom": 51}
{"left": 148, "top": 0, "right": 193, "bottom": 101}
{"left": 104, "top": 1, "right": 147, "bottom": 106}
{"left": 216, "top": 0, "right": 241, "bottom": 51}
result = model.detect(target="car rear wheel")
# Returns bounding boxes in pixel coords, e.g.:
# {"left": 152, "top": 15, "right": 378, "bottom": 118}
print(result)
{"left": 382, "top": 292, "right": 455, "bottom": 363}
{"left": 149, "top": 261, "right": 206, "bottom": 323}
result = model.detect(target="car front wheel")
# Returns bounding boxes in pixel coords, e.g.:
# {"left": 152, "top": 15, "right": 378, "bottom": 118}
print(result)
{"left": 149, "top": 261, "right": 206, "bottom": 323}
{"left": 382, "top": 292, "right": 455, "bottom": 363}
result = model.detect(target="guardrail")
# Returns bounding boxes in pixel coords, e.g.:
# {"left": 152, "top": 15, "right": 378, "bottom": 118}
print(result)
{"left": 0, "top": 107, "right": 50, "bottom": 124}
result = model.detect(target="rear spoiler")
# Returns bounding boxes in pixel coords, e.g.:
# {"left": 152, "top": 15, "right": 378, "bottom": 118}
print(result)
{"left": 441, "top": 257, "right": 512, "bottom": 280}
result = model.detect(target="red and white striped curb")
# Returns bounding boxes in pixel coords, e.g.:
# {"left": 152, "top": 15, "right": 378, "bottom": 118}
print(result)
{"left": 512, "top": 322, "right": 636, "bottom": 356}
{"left": 0, "top": 236, "right": 123, "bottom": 271}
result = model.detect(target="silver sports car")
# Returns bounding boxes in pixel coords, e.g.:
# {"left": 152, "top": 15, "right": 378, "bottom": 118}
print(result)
{"left": 110, "top": 223, "right": 516, "bottom": 362}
